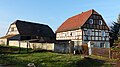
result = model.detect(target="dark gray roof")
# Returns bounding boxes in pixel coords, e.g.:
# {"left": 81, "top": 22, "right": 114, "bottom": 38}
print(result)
{"left": 12, "top": 20, "right": 55, "bottom": 37}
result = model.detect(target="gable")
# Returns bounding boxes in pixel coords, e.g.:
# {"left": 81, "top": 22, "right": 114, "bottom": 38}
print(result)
{"left": 6, "top": 23, "right": 19, "bottom": 35}
{"left": 82, "top": 14, "right": 109, "bottom": 30}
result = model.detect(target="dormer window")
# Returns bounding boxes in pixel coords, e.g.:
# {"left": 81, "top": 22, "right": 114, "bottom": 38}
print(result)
{"left": 89, "top": 19, "right": 93, "bottom": 24}
{"left": 99, "top": 20, "right": 102, "bottom": 25}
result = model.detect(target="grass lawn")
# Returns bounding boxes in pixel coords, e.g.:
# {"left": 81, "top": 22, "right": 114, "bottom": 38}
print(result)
{"left": 0, "top": 52, "right": 117, "bottom": 67}
{"left": 0, "top": 45, "right": 117, "bottom": 67}
{"left": 0, "top": 45, "right": 33, "bottom": 54}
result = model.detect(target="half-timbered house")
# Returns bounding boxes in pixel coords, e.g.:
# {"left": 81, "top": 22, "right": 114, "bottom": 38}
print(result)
{"left": 56, "top": 9, "right": 110, "bottom": 52}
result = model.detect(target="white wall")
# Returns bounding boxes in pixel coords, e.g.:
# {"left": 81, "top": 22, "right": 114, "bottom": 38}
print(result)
{"left": 56, "top": 29, "right": 82, "bottom": 40}
{"left": 0, "top": 38, "right": 7, "bottom": 45}
{"left": 8, "top": 40, "right": 54, "bottom": 51}
{"left": 7, "top": 24, "right": 19, "bottom": 35}
{"left": 30, "top": 43, "right": 54, "bottom": 51}
{"left": 9, "top": 41, "right": 19, "bottom": 47}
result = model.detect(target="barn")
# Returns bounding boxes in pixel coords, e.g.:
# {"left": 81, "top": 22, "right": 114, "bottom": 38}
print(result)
{"left": 0, "top": 20, "right": 55, "bottom": 51}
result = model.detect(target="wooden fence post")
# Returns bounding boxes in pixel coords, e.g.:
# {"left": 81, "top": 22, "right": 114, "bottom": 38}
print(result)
{"left": 109, "top": 48, "right": 111, "bottom": 58}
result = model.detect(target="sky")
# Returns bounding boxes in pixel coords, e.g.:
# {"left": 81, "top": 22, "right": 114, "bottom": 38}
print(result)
{"left": 0, "top": 0, "right": 120, "bottom": 37}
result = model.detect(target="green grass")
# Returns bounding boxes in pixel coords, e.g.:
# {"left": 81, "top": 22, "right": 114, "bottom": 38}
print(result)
{"left": 0, "top": 45, "right": 33, "bottom": 54}
{"left": 0, "top": 52, "right": 116, "bottom": 67}
{"left": 0, "top": 45, "right": 117, "bottom": 67}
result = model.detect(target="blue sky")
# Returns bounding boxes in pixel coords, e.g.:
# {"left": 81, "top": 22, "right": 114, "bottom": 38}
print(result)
{"left": 0, "top": 0, "right": 120, "bottom": 36}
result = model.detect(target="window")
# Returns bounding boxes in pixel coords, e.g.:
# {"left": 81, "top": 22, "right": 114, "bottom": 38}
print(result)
{"left": 99, "top": 20, "right": 102, "bottom": 25}
{"left": 72, "top": 32, "right": 76, "bottom": 36}
{"left": 101, "top": 31, "right": 105, "bottom": 36}
{"left": 99, "top": 37, "right": 101, "bottom": 40}
{"left": 87, "top": 29, "right": 92, "bottom": 36}
{"left": 84, "top": 36, "right": 87, "bottom": 40}
{"left": 89, "top": 19, "right": 93, "bottom": 24}
{"left": 92, "top": 37, "right": 94, "bottom": 40}
{"left": 102, "top": 37, "right": 105, "bottom": 40}
{"left": 106, "top": 33, "right": 109, "bottom": 36}
{"left": 95, "top": 32, "right": 98, "bottom": 36}
{"left": 95, "top": 37, "right": 98, "bottom": 40}
{"left": 84, "top": 31, "right": 87, "bottom": 35}
{"left": 11, "top": 27, "right": 15, "bottom": 31}
{"left": 96, "top": 16, "right": 99, "bottom": 19}
{"left": 106, "top": 37, "right": 109, "bottom": 40}
{"left": 100, "top": 43, "right": 104, "bottom": 48}
{"left": 70, "top": 32, "right": 72, "bottom": 36}
{"left": 88, "top": 36, "right": 91, "bottom": 40}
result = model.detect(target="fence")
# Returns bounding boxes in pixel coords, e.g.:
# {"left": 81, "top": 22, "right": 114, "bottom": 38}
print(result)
{"left": 91, "top": 47, "right": 110, "bottom": 57}
{"left": 91, "top": 47, "right": 120, "bottom": 59}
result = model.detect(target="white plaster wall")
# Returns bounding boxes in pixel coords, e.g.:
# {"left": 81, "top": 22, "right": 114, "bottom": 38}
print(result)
{"left": 0, "top": 39, "right": 7, "bottom": 45}
{"left": 56, "top": 29, "right": 82, "bottom": 40}
{"left": 9, "top": 41, "right": 19, "bottom": 47}
{"left": 9, "top": 41, "right": 27, "bottom": 48}
{"left": 20, "top": 42, "right": 28, "bottom": 48}
{"left": 7, "top": 24, "right": 19, "bottom": 35}
{"left": 9, "top": 41, "right": 54, "bottom": 51}
{"left": 30, "top": 43, "right": 54, "bottom": 51}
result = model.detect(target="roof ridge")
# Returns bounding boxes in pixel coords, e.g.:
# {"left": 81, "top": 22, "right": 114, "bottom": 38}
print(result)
{"left": 11, "top": 20, "right": 48, "bottom": 26}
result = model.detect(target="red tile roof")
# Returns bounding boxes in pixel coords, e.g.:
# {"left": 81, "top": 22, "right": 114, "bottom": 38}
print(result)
{"left": 56, "top": 9, "right": 100, "bottom": 33}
